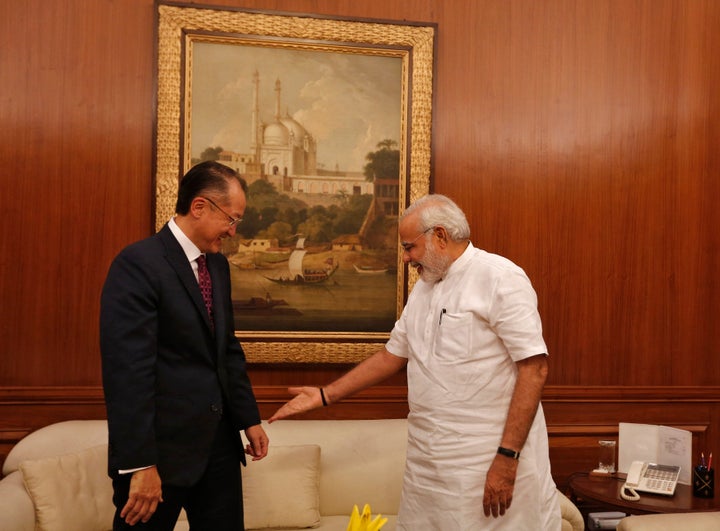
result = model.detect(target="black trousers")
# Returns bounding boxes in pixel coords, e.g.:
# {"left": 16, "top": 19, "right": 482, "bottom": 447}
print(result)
{"left": 112, "top": 418, "right": 243, "bottom": 531}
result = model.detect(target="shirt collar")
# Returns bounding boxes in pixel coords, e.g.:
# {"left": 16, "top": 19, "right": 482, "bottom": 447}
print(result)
{"left": 168, "top": 217, "right": 203, "bottom": 263}
{"left": 442, "top": 241, "right": 475, "bottom": 279}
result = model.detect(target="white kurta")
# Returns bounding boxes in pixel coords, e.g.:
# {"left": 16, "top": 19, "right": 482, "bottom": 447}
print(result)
{"left": 386, "top": 244, "right": 560, "bottom": 530}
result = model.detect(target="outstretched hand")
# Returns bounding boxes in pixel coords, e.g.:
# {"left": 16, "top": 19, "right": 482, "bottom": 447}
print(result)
{"left": 268, "top": 386, "right": 324, "bottom": 423}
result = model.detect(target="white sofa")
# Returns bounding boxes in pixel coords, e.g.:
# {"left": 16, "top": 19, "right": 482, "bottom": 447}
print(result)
{"left": 616, "top": 511, "right": 720, "bottom": 530}
{"left": 0, "top": 419, "right": 583, "bottom": 531}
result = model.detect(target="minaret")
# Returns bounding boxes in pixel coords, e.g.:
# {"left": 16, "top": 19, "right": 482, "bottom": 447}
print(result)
{"left": 251, "top": 70, "right": 260, "bottom": 160}
{"left": 274, "top": 78, "right": 282, "bottom": 120}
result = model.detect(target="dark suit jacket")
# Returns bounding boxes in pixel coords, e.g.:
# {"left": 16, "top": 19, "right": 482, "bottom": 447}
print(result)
{"left": 100, "top": 224, "right": 261, "bottom": 486}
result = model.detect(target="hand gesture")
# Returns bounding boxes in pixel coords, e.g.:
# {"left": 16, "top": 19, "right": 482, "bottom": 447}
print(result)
{"left": 268, "top": 386, "right": 324, "bottom": 423}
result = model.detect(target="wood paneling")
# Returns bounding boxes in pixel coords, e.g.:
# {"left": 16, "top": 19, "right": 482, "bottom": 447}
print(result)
{"left": 1, "top": 0, "right": 719, "bottom": 488}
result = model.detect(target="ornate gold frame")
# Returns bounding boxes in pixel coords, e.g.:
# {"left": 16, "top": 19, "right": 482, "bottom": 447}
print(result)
{"left": 155, "top": 2, "right": 435, "bottom": 362}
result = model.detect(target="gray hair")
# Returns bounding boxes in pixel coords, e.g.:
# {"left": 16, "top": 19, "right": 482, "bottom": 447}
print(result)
{"left": 402, "top": 194, "right": 470, "bottom": 241}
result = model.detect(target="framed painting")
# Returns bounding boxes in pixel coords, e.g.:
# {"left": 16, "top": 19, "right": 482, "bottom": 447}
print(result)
{"left": 155, "top": 2, "right": 435, "bottom": 362}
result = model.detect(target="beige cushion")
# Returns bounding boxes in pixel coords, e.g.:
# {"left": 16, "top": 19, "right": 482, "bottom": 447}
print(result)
{"left": 19, "top": 444, "right": 114, "bottom": 531}
{"left": 242, "top": 444, "right": 321, "bottom": 529}
{"left": 616, "top": 511, "right": 720, "bottom": 530}
{"left": 260, "top": 419, "right": 407, "bottom": 516}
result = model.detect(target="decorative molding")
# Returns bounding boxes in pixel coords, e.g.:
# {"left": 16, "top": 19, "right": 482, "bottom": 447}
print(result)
{"left": 252, "top": 385, "right": 408, "bottom": 403}
{"left": 0, "top": 386, "right": 106, "bottom": 404}
{"left": 543, "top": 385, "right": 720, "bottom": 402}
{"left": 3, "top": 385, "right": 720, "bottom": 403}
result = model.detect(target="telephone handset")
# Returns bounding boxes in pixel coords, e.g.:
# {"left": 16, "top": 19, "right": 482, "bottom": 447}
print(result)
{"left": 621, "top": 461, "right": 681, "bottom": 501}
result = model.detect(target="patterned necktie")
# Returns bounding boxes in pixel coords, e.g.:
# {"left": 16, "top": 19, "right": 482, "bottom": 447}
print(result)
{"left": 196, "top": 255, "right": 214, "bottom": 330}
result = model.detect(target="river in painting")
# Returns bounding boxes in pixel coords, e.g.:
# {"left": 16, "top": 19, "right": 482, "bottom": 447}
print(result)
{"left": 229, "top": 251, "right": 399, "bottom": 333}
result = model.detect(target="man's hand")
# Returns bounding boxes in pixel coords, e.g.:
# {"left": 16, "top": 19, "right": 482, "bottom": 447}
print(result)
{"left": 482, "top": 354, "right": 547, "bottom": 518}
{"left": 121, "top": 466, "right": 163, "bottom": 525}
{"left": 482, "top": 454, "right": 518, "bottom": 518}
{"left": 244, "top": 424, "right": 269, "bottom": 461}
{"left": 268, "top": 386, "right": 324, "bottom": 423}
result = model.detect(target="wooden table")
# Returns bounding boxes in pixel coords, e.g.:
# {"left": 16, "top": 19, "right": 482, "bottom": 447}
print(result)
{"left": 568, "top": 472, "right": 719, "bottom": 515}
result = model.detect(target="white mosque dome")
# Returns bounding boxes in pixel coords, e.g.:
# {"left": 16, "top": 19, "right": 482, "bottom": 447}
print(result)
{"left": 263, "top": 122, "right": 290, "bottom": 146}
{"left": 280, "top": 115, "right": 311, "bottom": 147}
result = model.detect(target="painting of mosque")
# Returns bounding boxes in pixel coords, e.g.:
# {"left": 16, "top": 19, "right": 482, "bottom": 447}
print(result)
{"left": 186, "top": 40, "right": 406, "bottom": 335}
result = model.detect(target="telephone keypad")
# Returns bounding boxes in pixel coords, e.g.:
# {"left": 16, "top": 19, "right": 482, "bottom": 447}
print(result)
{"left": 642, "top": 464, "right": 680, "bottom": 495}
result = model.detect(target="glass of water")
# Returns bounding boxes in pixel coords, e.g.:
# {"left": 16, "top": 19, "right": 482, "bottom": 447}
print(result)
{"left": 598, "top": 440, "right": 617, "bottom": 473}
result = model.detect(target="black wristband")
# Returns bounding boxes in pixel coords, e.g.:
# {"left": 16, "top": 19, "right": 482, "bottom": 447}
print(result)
{"left": 319, "top": 387, "right": 328, "bottom": 407}
{"left": 497, "top": 446, "right": 520, "bottom": 459}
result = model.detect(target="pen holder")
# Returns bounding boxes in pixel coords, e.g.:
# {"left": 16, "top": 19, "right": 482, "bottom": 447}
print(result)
{"left": 693, "top": 466, "right": 714, "bottom": 498}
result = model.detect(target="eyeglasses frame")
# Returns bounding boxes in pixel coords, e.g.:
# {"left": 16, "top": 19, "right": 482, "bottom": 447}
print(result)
{"left": 400, "top": 226, "right": 434, "bottom": 252}
{"left": 201, "top": 196, "right": 242, "bottom": 228}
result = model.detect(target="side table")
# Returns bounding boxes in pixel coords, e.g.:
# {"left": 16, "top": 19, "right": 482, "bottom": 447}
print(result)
{"left": 568, "top": 471, "right": 719, "bottom": 515}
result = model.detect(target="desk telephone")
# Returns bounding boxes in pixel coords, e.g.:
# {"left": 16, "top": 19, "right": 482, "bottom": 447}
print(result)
{"left": 620, "top": 461, "right": 681, "bottom": 501}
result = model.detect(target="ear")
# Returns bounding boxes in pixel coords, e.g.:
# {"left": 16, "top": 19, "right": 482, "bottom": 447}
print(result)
{"left": 433, "top": 226, "right": 449, "bottom": 247}
{"left": 189, "top": 196, "right": 206, "bottom": 219}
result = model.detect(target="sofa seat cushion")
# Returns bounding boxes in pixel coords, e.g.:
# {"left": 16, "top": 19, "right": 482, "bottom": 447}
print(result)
{"left": 175, "top": 515, "right": 397, "bottom": 531}
{"left": 19, "top": 444, "right": 114, "bottom": 531}
{"left": 243, "top": 444, "right": 321, "bottom": 529}
{"left": 311, "top": 514, "right": 397, "bottom": 531}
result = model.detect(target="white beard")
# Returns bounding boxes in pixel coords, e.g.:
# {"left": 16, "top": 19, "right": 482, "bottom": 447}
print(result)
{"left": 417, "top": 241, "right": 451, "bottom": 283}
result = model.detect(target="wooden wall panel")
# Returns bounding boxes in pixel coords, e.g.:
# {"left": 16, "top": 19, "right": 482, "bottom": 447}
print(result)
{"left": 1, "top": 0, "right": 719, "bottom": 486}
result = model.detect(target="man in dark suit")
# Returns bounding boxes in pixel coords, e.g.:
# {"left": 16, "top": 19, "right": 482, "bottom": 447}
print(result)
{"left": 100, "top": 161, "right": 268, "bottom": 530}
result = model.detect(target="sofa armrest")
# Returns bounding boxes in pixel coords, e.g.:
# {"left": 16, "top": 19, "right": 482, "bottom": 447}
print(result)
{"left": 0, "top": 470, "right": 36, "bottom": 531}
{"left": 557, "top": 489, "right": 584, "bottom": 531}
{"left": 617, "top": 511, "right": 720, "bottom": 530}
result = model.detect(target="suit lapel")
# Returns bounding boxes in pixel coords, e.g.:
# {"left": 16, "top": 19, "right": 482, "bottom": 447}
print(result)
{"left": 158, "top": 225, "right": 216, "bottom": 337}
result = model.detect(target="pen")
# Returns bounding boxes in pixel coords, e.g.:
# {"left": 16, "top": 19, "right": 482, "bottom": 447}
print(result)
{"left": 708, "top": 452, "right": 713, "bottom": 470}
{"left": 439, "top": 308, "right": 446, "bottom": 325}
{"left": 702, "top": 452, "right": 706, "bottom": 468}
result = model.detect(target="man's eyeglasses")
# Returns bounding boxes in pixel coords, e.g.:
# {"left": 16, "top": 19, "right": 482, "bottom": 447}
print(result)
{"left": 202, "top": 196, "right": 242, "bottom": 228}
{"left": 400, "top": 227, "right": 433, "bottom": 252}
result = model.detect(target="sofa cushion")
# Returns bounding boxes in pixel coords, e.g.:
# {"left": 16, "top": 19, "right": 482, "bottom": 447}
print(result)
{"left": 261, "top": 419, "right": 408, "bottom": 516}
{"left": 616, "top": 511, "right": 720, "bottom": 530}
{"left": 19, "top": 444, "right": 114, "bottom": 531}
{"left": 243, "top": 444, "right": 321, "bottom": 529}
{"left": 314, "top": 514, "right": 398, "bottom": 530}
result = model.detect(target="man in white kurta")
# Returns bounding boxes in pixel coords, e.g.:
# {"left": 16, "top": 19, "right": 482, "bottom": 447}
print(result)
{"left": 386, "top": 242, "right": 559, "bottom": 529}
{"left": 270, "top": 194, "right": 560, "bottom": 530}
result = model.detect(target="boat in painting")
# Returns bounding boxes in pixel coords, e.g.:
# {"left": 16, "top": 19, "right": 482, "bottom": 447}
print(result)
{"left": 232, "top": 294, "right": 301, "bottom": 315}
{"left": 353, "top": 264, "right": 388, "bottom": 274}
{"left": 263, "top": 238, "right": 338, "bottom": 284}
